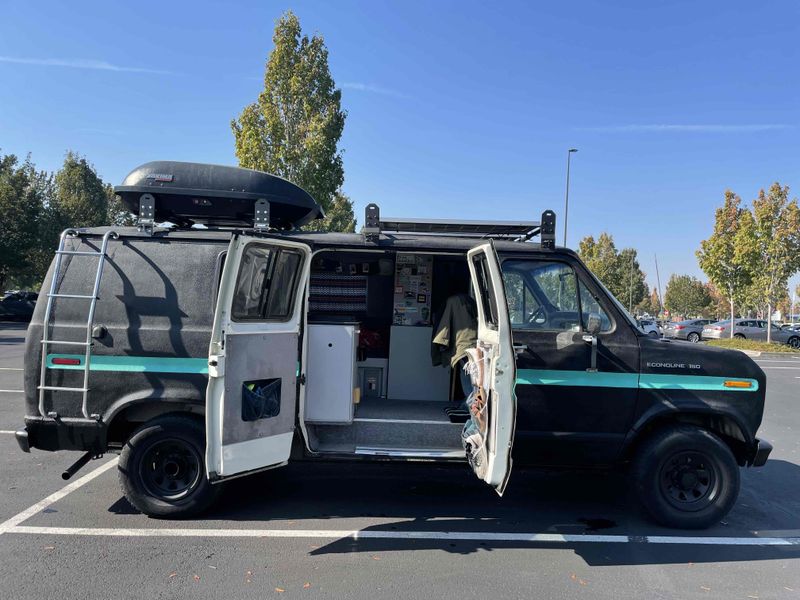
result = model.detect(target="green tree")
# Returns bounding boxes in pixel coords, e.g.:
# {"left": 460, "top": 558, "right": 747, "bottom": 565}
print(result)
{"left": 578, "top": 232, "right": 648, "bottom": 309}
{"left": 0, "top": 152, "right": 49, "bottom": 290}
{"left": 745, "top": 183, "right": 800, "bottom": 341}
{"left": 663, "top": 274, "right": 712, "bottom": 318}
{"left": 635, "top": 287, "right": 661, "bottom": 317}
{"left": 697, "top": 191, "right": 755, "bottom": 338}
{"left": 105, "top": 183, "right": 135, "bottom": 226}
{"left": 52, "top": 151, "right": 109, "bottom": 227}
{"left": 232, "top": 11, "right": 354, "bottom": 231}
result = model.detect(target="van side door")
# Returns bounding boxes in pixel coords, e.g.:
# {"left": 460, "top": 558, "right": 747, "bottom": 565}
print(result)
{"left": 501, "top": 255, "right": 640, "bottom": 465}
{"left": 205, "top": 235, "right": 310, "bottom": 481}
{"left": 466, "top": 241, "right": 517, "bottom": 495}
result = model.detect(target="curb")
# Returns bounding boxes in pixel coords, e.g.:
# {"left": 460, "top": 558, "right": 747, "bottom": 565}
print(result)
{"left": 738, "top": 349, "right": 762, "bottom": 357}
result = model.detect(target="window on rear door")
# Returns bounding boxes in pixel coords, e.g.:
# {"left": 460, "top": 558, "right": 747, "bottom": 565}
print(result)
{"left": 231, "top": 243, "right": 303, "bottom": 322}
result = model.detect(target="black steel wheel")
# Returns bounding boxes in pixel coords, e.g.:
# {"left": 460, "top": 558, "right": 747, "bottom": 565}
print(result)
{"left": 788, "top": 336, "right": 800, "bottom": 349}
{"left": 119, "top": 415, "right": 221, "bottom": 518}
{"left": 139, "top": 437, "right": 202, "bottom": 502}
{"left": 631, "top": 425, "right": 739, "bottom": 529}
{"left": 659, "top": 450, "right": 718, "bottom": 511}
{"left": 687, "top": 332, "right": 700, "bottom": 343}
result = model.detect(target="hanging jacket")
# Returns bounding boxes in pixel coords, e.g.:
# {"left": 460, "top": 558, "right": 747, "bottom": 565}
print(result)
{"left": 431, "top": 293, "right": 478, "bottom": 368}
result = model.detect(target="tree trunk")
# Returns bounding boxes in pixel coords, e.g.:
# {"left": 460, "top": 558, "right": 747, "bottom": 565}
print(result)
{"left": 767, "top": 302, "right": 772, "bottom": 344}
{"left": 730, "top": 298, "right": 735, "bottom": 339}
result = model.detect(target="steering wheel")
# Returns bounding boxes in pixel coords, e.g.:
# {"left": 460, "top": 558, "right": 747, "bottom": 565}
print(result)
{"left": 525, "top": 305, "right": 547, "bottom": 326}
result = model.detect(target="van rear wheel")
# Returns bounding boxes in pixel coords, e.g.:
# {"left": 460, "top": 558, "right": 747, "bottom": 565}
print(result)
{"left": 118, "top": 415, "right": 221, "bottom": 518}
{"left": 631, "top": 425, "right": 739, "bottom": 529}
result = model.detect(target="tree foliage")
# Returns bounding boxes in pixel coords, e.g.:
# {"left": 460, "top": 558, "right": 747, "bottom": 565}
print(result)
{"left": 0, "top": 152, "right": 50, "bottom": 290}
{"left": 52, "top": 151, "right": 109, "bottom": 227}
{"left": 578, "top": 232, "right": 648, "bottom": 310}
{"left": 0, "top": 150, "right": 126, "bottom": 290}
{"left": 232, "top": 11, "right": 354, "bottom": 231}
{"left": 744, "top": 184, "right": 800, "bottom": 341}
{"left": 696, "top": 191, "right": 754, "bottom": 336}
{"left": 664, "top": 274, "right": 712, "bottom": 318}
{"left": 697, "top": 185, "right": 800, "bottom": 340}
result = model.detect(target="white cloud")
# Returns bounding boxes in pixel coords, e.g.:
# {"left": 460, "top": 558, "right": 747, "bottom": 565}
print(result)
{"left": 0, "top": 56, "right": 171, "bottom": 75}
{"left": 576, "top": 124, "right": 790, "bottom": 133}
{"left": 339, "top": 81, "right": 409, "bottom": 99}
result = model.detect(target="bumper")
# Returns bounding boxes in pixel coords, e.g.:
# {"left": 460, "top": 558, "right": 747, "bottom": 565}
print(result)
{"left": 15, "top": 429, "right": 30, "bottom": 452}
{"left": 18, "top": 416, "right": 107, "bottom": 453}
{"left": 749, "top": 438, "right": 773, "bottom": 467}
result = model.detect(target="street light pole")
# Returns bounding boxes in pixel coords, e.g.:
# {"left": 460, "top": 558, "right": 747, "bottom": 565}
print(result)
{"left": 563, "top": 148, "right": 578, "bottom": 247}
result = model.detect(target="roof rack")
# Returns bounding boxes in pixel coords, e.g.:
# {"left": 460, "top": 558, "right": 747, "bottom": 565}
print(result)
{"left": 362, "top": 204, "right": 557, "bottom": 248}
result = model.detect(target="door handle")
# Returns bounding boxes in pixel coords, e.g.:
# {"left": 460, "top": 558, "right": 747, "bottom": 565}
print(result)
{"left": 513, "top": 344, "right": 530, "bottom": 355}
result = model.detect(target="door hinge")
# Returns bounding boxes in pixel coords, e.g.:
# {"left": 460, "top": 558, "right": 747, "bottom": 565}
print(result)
{"left": 298, "top": 373, "right": 306, "bottom": 385}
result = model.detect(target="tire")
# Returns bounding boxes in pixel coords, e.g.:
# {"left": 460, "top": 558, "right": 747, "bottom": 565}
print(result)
{"left": 118, "top": 415, "right": 221, "bottom": 518}
{"left": 733, "top": 333, "right": 745, "bottom": 339}
{"left": 788, "top": 336, "right": 800, "bottom": 350}
{"left": 631, "top": 425, "right": 740, "bottom": 529}
{"left": 648, "top": 330, "right": 659, "bottom": 338}
{"left": 687, "top": 332, "right": 700, "bottom": 343}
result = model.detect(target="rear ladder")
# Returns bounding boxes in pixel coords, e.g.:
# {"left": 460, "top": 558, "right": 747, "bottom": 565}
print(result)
{"left": 38, "top": 229, "right": 118, "bottom": 420}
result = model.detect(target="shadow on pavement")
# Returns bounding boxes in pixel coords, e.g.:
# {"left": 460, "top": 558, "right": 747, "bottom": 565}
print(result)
{"left": 108, "top": 457, "right": 800, "bottom": 566}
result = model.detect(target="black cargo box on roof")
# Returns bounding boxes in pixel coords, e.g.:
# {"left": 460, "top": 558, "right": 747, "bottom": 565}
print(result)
{"left": 114, "top": 161, "right": 324, "bottom": 229}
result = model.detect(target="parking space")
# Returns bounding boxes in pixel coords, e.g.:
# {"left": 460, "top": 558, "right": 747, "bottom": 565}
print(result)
{"left": 2, "top": 324, "right": 800, "bottom": 598}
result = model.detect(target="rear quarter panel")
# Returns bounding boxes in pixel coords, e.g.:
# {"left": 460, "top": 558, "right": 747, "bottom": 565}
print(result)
{"left": 24, "top": 235, "right": 227, "bottom": 424}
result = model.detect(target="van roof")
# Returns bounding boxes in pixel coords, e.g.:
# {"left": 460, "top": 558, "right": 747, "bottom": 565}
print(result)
{"left": 74, "top": 226, "right": 570, "bottom": 255}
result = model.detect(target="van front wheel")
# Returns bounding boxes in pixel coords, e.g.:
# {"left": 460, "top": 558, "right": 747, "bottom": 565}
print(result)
{"left": 118, "top": 415, "right": 221, "bottom": 518}
{"left": 631, "top": 425, "right": 739, "bottom": 529}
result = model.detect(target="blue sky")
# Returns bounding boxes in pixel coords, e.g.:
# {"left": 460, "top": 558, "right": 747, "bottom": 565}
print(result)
{"left": 1, "top": 0, "right": 798, "bottom": 298}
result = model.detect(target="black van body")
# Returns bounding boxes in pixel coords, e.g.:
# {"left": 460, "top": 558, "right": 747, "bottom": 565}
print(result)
{"left": 20, "top": 228, "right": 769, "bottom": 463}
{"left": 16, "top": 162, "right": 772, "bottom": 528}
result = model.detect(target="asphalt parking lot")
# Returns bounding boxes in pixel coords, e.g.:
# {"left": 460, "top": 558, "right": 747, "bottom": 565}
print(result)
{"left": 1, "top": 322, "right": 799, "bottom": 599}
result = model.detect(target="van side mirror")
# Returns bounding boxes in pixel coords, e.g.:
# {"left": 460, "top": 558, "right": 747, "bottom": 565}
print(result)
{"left": 586, "top": 312, "right": 602, "bottom": 336}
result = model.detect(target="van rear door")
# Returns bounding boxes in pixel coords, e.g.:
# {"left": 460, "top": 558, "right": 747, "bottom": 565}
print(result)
{"left": 466, "top": 241, "right": 517, "bottom": 495}
{"left": 205, "top": 235, "right": 310, "bottom": 481}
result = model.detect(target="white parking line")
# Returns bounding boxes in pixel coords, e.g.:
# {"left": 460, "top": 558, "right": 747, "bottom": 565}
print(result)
{"left": 0, "top": 367, "right": 23, "bottom": 371}
{"left": 0, "top": 430, "right": 16, "bottom": 434}
{"left": 0, "top": 389, "right": 24, "bottom": 393}
{"left": 3, "top": 525, "right": 799, "bottom": 546}
{"left": 758, "top": 366, "right": 800, "bottom": 370}
{"left": 754, "top": 360, "right": 800, "bottom": 364}
{"left": 0, "top": 457, "right": 118, "bottom": 536}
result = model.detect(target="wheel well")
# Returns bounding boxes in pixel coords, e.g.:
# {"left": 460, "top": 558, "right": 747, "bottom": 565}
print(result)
{"left": 106, "top": 401, "right": 204, "bottom": 448}
{"left": 624, "top": 413, "right": 750, "bottom": 466}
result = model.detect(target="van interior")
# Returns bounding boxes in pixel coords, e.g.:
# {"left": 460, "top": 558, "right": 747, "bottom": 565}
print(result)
{"left": 300, "top": 249, "right": 473, "bottom": 458}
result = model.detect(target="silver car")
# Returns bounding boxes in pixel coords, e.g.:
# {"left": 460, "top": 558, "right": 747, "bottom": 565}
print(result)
{"left": 663, "top": 318, "right": 715, "bottom": 343}
{"left": 703, "top": 318, "right": 800, "bottom": 348}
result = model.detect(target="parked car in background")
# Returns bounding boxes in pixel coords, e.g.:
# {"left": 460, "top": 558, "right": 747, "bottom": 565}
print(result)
{"left": 0, "top": 291, "right": 38, "bottom": 321}
{"left": 703, "top": 318, "right": 800, "bottom": 348}
{"left": 637, "top": 318, "right": 660, "bottom": 337}
{"left": 663, "top": 318, "right": 715, "bottom": 343}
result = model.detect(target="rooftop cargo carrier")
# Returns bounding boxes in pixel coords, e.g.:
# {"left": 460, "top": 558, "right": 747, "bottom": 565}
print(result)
{"left": 114, "top": 161, "right": 324, "bottom": 230}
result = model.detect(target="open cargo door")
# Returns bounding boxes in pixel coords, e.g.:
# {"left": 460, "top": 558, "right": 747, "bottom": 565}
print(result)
{"left": 206, "top": 235, "right": 310, "bottom": 481}
{"left": 465, "top": 241, "right": 517, "bottom": 495}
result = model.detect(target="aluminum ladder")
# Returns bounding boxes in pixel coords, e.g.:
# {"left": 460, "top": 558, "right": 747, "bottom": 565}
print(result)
{"left": 38, "top": 229, "right": 118, "bottom": 420}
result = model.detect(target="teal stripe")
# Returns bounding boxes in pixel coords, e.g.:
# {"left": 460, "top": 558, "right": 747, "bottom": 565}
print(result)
{"left": 46, "top": 354, "right": 208, "bottom": 374}
{"left": 46, "top": 354, "right": 757, "bottom": 392}
{"left": 516, "top": 369, "right": 639, "bottom": 389}
{"left": 516, "top": 369, "right": 758, "bottom": 392}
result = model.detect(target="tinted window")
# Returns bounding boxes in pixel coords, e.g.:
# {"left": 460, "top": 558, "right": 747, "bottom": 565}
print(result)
{"left": 232, "top": 244, "right": 303, "bottom": 321}
{"left": 501, "top": 260, "right": 580, "bottom": 331}
{"left": 472, "top": 253, "right": 498, "bottom": 329}
{"left": 503, "top": 270, "right": 540, "bottom": 327}
{"left": 579, "top": 281, "right": 613, "bottom": 332}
